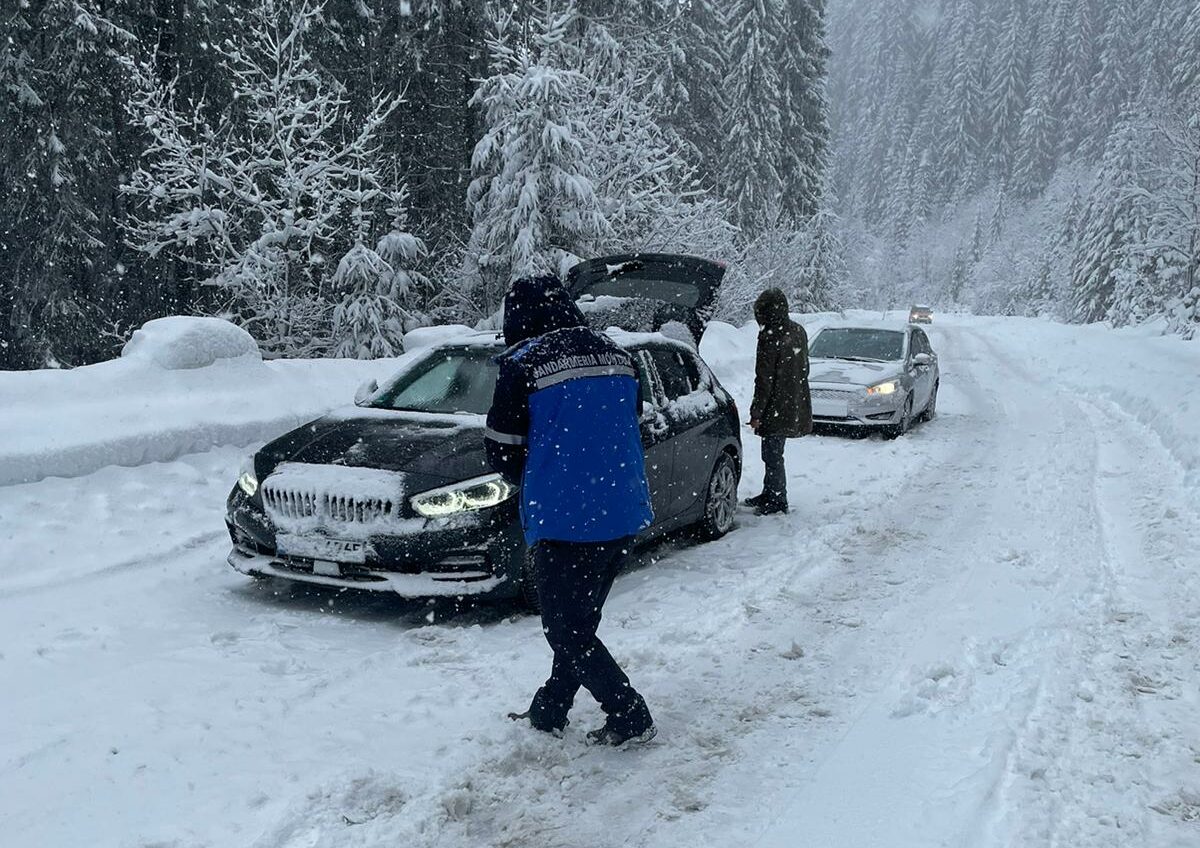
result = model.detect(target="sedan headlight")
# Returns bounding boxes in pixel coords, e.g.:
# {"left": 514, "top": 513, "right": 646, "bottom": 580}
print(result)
{"left": 237, "top": 458, "right": 259, "bottom": 496}
{"left": 410, "top": 473, "right": 516, "bottom": 518}
{"left": 866, "top": 380, "right": 899, "bottom": 396}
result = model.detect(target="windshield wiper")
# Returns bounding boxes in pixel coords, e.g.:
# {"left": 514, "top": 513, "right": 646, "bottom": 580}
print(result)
{"left": 827, "top": 355, "right": 888, "bottom": 363}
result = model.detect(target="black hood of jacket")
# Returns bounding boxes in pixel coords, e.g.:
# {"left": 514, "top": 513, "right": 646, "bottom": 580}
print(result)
{"left": 503, "top": 275, "right": 586, "bottom": 347}
{"left": 754, "top": 288, "right": 790, "bottom": 328}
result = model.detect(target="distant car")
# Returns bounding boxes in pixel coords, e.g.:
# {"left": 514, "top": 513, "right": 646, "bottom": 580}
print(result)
{"left": 225, "top": 256, "right": 741, "bottom": 608}
{"left": 909, "top": 304, "right": 933, "bottom": 324}
{"left": 807, "top": 323, "right": 939, "bottom": 438}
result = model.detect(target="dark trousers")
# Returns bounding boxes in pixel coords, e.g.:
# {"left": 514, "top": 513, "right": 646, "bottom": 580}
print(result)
{"left": 761, "top": 434, "right": 788, "bottom": 506}
{"left": 527, "top": 536, "right": 652, "bottom": 734}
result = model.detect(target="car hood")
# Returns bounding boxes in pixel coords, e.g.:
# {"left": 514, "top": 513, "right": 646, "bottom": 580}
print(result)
{"left": 809, "top": 358, "right": 903, "bottom": 386}
{"left": 256, "top": 407, "right": 491, "bottom": 490}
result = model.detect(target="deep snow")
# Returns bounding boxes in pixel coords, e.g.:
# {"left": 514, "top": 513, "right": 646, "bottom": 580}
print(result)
{"left": 2, "top": 315, "right": 1199, "bottom": 848}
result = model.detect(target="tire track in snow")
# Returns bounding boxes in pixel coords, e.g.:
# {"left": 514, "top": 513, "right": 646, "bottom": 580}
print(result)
{"left": 984, "top": 391, "right": 1200, "bottom": 848}
{"left": 733, "top": 323, "right": 1122, "bottom": 848}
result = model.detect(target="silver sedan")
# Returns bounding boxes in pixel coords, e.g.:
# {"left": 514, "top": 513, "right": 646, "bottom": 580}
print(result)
{"left": 807, "top": 323, "right": 940, "bottom": 438}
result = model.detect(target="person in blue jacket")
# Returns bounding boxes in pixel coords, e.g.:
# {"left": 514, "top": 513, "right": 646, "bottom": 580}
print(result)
{"left": 485, "top": 274, "right": 656, "bottom": 746}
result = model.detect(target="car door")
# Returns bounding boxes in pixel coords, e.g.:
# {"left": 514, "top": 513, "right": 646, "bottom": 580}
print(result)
{"left": 909, "top": 329, "right": 935, "bottom": 409}
{"left": 646, "top": 346, "right": 720, "bottom": 521}
{"left": 632, "top": 349, "right": 676, "bottom": 529}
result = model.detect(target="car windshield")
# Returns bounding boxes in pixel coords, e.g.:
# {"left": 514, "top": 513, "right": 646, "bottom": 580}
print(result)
{"left": 810, "top": 328, "right": 905, "bottom": 362}
{"left": 369, "top": 348, "right": 499, "bottom": 415}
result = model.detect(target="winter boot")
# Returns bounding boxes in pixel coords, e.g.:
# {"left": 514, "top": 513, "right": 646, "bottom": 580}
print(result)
{"left": 743, "top": 493, "right": 770, "bottom": 508}
{"left": 508, "top": 710, "right": 568, "bottom": 737}
{"left": 754, "top": 501, "right": 789, "bottom": 516}
{"left": 586, "top": 723, "right": 658, "bottom": 747}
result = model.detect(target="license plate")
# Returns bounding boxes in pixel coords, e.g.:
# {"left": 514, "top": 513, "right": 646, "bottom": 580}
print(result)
{"left": 277, "top": 533, "right": 367, "bottom": 564}
{"left": 812, "top": 399, "right": 849, "bottom": 418}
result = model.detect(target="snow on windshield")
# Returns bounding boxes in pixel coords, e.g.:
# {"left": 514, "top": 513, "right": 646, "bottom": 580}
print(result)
{"left": 810, "top": 328, "right": 905, "bottom": 362}
{"left": 370, "top": 348, "right": 499, "bottom": 415}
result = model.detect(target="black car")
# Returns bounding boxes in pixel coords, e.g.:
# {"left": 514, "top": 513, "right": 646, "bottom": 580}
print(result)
{"left": 225, "top": 256, "right": 741, "bottom": 607}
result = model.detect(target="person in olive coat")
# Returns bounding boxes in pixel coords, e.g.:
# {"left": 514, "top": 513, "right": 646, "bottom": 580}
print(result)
{"left": 746, "top": 288, "right": 812, "bottom": 515}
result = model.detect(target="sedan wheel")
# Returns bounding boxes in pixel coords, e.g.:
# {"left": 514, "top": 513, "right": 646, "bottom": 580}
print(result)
{"left": 921, "top": 381, "right": 939, "bottom": 422}
{"left": 698, "top": 453, "right": 739, "bottom": 539}
{"left": 884, "top": 395, "right": 914, "bottom": 440}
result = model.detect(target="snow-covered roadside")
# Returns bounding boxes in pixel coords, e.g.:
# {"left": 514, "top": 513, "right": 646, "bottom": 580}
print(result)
{"left": 976, "top": 315, "right": 1200, "bottom": 495}
{"left": 0, "top": 346, "right": 412, "bottom": 488}
{"left": 0, "top": 309, "right": 862, "bottom": 490}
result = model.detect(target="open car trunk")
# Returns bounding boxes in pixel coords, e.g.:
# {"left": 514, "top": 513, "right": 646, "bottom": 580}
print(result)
{"left": 566, "top": 254, "right": 726, "bottom": 341}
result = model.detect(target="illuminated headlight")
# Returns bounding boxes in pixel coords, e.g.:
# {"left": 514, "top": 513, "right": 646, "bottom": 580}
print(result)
{"left": 237, "top": 458, "right": 259, "bottom": 496}
{"left": 411, "top": 473, "right": 516, "bottom": 518}
{"left": 866, "top": 380, "right": 898, "bottom": 396}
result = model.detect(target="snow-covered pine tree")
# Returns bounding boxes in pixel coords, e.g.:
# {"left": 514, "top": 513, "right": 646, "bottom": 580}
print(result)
{"left": 1150, "top": 104, "right": 1200, "bottom": 337}
{"left": 948, "top": 244, "right": 968, "bottom": 304}
{"left": 986, "top": 4, "right": 1029, "bottom": 182}
{"left": 123, "top": 0, "right": 401, "bottom": 357}
{"left": 938, "top": 28, "right": 984, "bottom": 204}
{"left": 989, "top": 187, "right": 1007, "bottom": 245}
{"left": 463, "top": 8, "right": 607, "bottom": 315}
{"left": 778, "top": 0, "right": 830, "bottom": 223}
{"left": 1057, "top": 0, "right": 1103, "bottom": 155}
{"left": 1085, "top": 0, "right": 1138, "bottom": 158}
{"left": 721, "top": 0, "right": 786, "bottom": 235}
{"left": 331, "top": 182, "right": 430, "bottom": 360}
{"left": 1172, "top": 3, "right": 1200, "bottom": 99}
{"left": 1014, "top": 31, "right": 1061, "bottom": 200}
{"left": 0, "top": 0, "right": 135, "bottom": 367}
{"left": 970, "top": 209, "right": 987, "bottom": 264}
{"left": 553, "top": 6, "right": 737, "bottom": 260}
{"left": 654, "top": 0, "right": 728, "bottom": 189}
{"left": 1070, "top": 116, "right": 1153, "bottom": 324}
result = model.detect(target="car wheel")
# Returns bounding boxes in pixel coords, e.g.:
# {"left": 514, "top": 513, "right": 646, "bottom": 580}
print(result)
{"left": 920, "top": 381, "right": 939, "bottom": 422}
{"left": 698, "top": 452, "right": 739, "bottom": 539}
{"left": 520, "top": 547, "right": 541, "bottom": 613}
{"left": 884, "top": 395, "right": 914, "bottom": 440}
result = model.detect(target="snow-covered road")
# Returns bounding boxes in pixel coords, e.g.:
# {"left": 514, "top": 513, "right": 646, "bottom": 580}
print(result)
{"left": 3, "top": 317, "right": 1199, "bottom": 848}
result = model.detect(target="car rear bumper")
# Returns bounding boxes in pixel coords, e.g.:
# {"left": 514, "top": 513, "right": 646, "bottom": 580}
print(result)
{"left": 227, "top": 547, "right": 509, "bottom": 596}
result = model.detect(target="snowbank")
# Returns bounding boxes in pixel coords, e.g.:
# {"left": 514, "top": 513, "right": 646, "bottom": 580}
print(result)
{"left": 0, "top": 346, "right": 415, "bottom": 487}
{"left": 120, "top": 316, "right": 260, "bottom": 370}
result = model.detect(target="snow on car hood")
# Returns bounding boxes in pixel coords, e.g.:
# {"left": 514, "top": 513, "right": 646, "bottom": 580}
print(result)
{"left": 256, "top": 409, "right": 490, "bottom": 490}
{"left": 808, "top": 358, "right": 903, "bottom": 386}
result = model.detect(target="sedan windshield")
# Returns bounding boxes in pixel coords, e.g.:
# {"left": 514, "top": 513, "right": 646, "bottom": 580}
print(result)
{"left": 810, "top": 328, "right": 905, "bottom": 362}
{"left": 369, "top": 348, "right": 499, "bottom": 415}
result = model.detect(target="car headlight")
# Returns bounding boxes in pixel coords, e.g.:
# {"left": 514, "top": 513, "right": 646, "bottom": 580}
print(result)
{"left": 410, "top": 473, "right": 516, "bottom": 518}
{"left": 237, "top": 458, "right": 259, "bottom": 496}
{"left": 866, "top": 380, "right": 898, "bottom": 396}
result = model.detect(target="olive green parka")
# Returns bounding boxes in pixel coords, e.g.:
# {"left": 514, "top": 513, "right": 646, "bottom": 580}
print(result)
{"left": 750, "top": 289, "right": 813, "bottom": 438}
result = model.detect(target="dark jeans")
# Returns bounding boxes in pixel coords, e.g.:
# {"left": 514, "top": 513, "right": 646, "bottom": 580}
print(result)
{"left": 527, "top": 536, "right": 652, "bottom": 734}
{"left": 761, "top": 435, "right": 787, "bottom": 506}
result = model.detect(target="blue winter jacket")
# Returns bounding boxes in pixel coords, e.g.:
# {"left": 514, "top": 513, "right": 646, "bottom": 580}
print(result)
{"left": 484, "top": 275, "right": 654, "bottom": 546}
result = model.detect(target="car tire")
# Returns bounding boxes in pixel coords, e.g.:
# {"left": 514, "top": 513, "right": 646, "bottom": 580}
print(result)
{"left": 884, "top": 394, "right": 914, "bottom": 440}
{"left": 697, "top": 452, "right": 739, "bottom": 540}
{"left": 520, "top": 547, "right": 541, "bottom": 613}
{"left": 920, "top": 381, "right": 939, "bottom": 422}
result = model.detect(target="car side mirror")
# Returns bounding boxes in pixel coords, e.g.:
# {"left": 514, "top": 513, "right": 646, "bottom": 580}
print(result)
{"left": 354, "top": 378, "right": 379, "bottom": 406}
{"left": 912, "top": 353, "right": 934, "bottom": 367}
